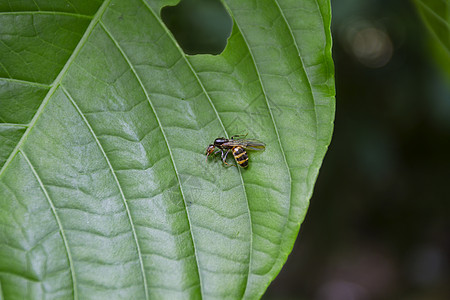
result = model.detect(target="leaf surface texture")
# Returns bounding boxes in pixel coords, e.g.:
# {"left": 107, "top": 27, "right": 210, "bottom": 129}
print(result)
{"left": 0, "top": 0, "right": 335, "bottom": 299}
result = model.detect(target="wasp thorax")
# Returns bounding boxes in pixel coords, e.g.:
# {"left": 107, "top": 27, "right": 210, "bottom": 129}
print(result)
{"left": 214, "top": 138, "right": 227, "bottom": 145}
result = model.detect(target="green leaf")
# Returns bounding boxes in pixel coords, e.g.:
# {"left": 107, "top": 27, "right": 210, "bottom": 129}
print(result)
{"left": 0, "top": 0, "right": 335, "bottom": 299}
{"left": 413, "top": 0, "right": 450, "bottom": 56}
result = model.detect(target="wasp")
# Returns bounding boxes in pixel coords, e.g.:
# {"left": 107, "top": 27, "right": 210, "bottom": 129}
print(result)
{"left": 205, "top": 134, "right": 265, "bottom": 168}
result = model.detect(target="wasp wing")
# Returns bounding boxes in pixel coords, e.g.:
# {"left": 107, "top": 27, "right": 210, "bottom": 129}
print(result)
{"left": 223, "top": 139, "right": 266, "bottom": 151}
{"left": 243, "top": 139, "right": 266, "bottom": 150}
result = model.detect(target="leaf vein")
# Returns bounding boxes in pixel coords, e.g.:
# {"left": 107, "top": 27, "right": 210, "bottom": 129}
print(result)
{"left": 0, "top": 11, "right": 93, "bottom": 19}
{"left": 222, "top": 3, "right": 294, "bottom": 296}
{"left": 0, "top": 0, "right": 112, "bottom": 178}
{"left": 99, "top": 20, "right": 203, "bottom": 297}
{"left": 136, "top": 3, "right": 256, "bottom": 297}
{"left": 62, "top": 86, "right": 150, "bottom": 300}
{"left": 20, "top": 150, "right": 78, "bottom": 299}
{"left": 0, "top": 77, "right": 51, "bottom": 88}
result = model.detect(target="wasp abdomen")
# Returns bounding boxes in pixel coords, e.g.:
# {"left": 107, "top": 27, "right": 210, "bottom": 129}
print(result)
{"left": 232, "top": 146, "right": 248, "bottom": 168}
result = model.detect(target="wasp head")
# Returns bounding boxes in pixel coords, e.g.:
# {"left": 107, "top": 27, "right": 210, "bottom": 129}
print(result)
{"left": 205, "top": 144, "right": 215, "bottom": 158}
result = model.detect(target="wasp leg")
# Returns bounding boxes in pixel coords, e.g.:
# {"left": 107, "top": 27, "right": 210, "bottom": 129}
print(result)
{"left": 221, "top": 149, "right": 235, "bottom": 167}
{"left": 221, "top": 149, "right": 230, "bottom": 162}
{"left": 231, "top": 133, "right": 248, "bottom": 140}
{"left": 207, "top": 149, "right": 223, "bottom": 162}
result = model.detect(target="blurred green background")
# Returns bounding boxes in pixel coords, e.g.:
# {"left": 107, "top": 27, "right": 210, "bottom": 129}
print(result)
{"left": 162, "top": 0, "right": 450, "bottom": 299}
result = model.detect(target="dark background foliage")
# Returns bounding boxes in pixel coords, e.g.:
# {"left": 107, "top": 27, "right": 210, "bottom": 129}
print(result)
{"left": 162, "top": 0, "right": 450, "bottom": 299}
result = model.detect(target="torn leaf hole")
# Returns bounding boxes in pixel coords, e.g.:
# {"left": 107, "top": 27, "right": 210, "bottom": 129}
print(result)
{"left": 161, "top": 0, "right": 232, "bottom": 55}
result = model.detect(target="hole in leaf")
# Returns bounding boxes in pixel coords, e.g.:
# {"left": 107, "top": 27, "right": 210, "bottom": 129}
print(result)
{"left": 161, "top": 0, "right": 232, "bottom": 55}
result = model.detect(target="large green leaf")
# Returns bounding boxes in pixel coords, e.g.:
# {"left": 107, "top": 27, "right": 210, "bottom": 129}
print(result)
{"left": 0, "top": 0, "right": 334, "bottom": 299}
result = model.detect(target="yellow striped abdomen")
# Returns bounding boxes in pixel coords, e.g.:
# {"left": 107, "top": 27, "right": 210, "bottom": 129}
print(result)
{"left": 232, "top": 146, "right": 248, "bottom": 168}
